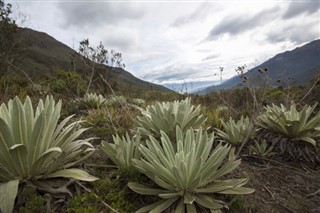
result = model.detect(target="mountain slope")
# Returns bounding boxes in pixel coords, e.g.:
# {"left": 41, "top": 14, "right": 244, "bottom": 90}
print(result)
{"left": 198, "top": 40, "right": 320, "bottom": 94}
{"left": 9, "top": 27, "right": 170, "bottom": 93}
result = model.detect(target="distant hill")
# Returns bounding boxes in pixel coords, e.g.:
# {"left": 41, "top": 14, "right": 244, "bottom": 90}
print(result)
{"left": 198, "top": 40, "right": 320, "bottom": 94}
{"left": 163, "top": 81, "right": 217, "bottom": 93}
{"left": 7, "top": 27, "right": 170, "bottom": 94}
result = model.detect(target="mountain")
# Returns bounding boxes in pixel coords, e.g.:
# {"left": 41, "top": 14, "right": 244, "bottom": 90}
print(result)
{"left": 163, "top": 81, "right": 218, "bottom": 93}
{"left": 197, "top": 40, "right": 320, "bottom": 94}
{"left": 7, "top": 27, "right": 170, "bottom": 93}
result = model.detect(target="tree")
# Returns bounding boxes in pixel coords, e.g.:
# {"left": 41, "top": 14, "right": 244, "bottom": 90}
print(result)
{"left": 0, "top": 0, "right": 17, "bottom": 74}
{"left": 78, "top": 38, "right": 125, "bottom": 69}
{"left": 77, "top": 38, "right": 125, "bottom": 93}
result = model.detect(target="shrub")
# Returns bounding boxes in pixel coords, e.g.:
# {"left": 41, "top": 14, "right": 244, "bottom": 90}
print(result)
{"left": 128, "top": 127, "right": 254, "bottom": 212}
{"left": 0, "top": 96, "right": 97, "bottom": 213}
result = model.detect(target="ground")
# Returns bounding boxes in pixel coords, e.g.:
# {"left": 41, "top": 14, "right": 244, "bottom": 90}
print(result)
{"left": 234, "top": 156, "right": 320, "bottom": 213}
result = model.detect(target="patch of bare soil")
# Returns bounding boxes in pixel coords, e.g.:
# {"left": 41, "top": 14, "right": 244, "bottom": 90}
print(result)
{"left": 235, "top": 156, "right": 320, "bottom": 213}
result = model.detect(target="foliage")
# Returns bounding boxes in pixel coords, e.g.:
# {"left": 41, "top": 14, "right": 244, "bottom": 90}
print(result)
{"left": 75, "top": 93, "right": 107, "bottom": 109}
{"left": 130, "top": 98, "right": 146, "bottom": 107}
{"left": 206, "top": 106, "right": 230, "bottom": 130}
{"left": 249, "top": 139, "right": 275, "bottom": 157}
{"left": 100, "top": 133, "right": 142, "bottom": 173}
{"left": 49, "top": 68, "right": 87, "bottom": 96}
{"left": 83, "top": 105, "right": 135, "bottom": 141}
{"left": 19, "top": 187, "right": 46, "bottom": 213}
{"left": 78, "top": 39, "right": 125, "bottom": 69}
{"left": 256, "top": 103, "right": 320, "bottom": 145}
{"left": 0, "top": 0, "right": 17, "bottom": 73}
{"left": 0, "top": 96, "right": 97, "bottom": 213}
{"left": 66, "top": 192, "right": 100, "bottom": 213}
{"left": 106, "top": 95, "right": 127, "bottom": 107}
{"left": 215, "top": 116, "right": 256, "bottom": 146}
{"left": 135, "top": 98, "right": 207, "bottom": 140}
{"left": 128, "top": 127, "right": 254, "bottom": 212}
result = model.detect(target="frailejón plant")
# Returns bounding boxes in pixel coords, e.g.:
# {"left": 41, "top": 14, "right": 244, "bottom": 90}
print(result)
{"left": 256, "top": 103, "right": 320, "bottom": 145}
{"left": 128, "top": 127, "right": 254, "bottom": 212}
{"left": 249, "top": 139, "right": 275, "bottom": 157}
{"left": 0, "top": 96, "right": 97, "bottom": 213}
{"left": 135, "top": 98, "right": 206, "bottom": 140}
{"left": 215, "top": 116, "right": 255, "bottom": 146}
{"left": 100, "top": 133, "right": 141, "bottom": 173}
{"left": 76, "top": 93, "right": 107, "bottom": 109}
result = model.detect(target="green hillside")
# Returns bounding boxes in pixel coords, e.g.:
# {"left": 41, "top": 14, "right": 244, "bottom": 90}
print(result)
{"left": 3, "top": 27, "right": 171, "bottom": 96}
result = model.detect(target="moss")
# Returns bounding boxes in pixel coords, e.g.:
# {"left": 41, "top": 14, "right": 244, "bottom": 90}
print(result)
{"left": 92, "top": 172, "right": 141, "bottom": 213}
{"left": 229, "top": 195, "right": 246, "bottom": 213}
{"left": 19, "top": 190, "right": 46, "bottom": 213}
{"left": 66, "top": 193, "right": 100, "bottom": 213}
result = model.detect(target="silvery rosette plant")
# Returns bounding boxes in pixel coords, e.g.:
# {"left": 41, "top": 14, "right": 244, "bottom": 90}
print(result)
{"left": 76, "top": 92, "right": 107, "bottom": 109}
{"left": 256, "top": 103, "right": 320, "bottom": 145}
{"left": 0, "top": 96, "right": 97, "bottom": 213}
{"left": 249, "top": 139, "right": 275, "bottom": 157}
{"left": 100, "top": 132, "right": 141, "bottom": 173}
{"left": 215, "top": 116, "right": 256, "bottom": 146}
{"left": 106, "top": 95, "right": 127, "bottom": 107}
{"left": 128, "top": 127, "right": 254, "bottom": 212}
{"left": 135, "top": 98, "right": 207, "bottom": 140}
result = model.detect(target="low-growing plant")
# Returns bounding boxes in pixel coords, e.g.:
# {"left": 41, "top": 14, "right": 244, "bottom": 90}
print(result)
{"left": 249, "top": 139, "right": 275, "bottom": 157}
{"left": 256, "top": 103, "right": 320, "bottom": 145}
{"left": 0, "top": 96, "right": 97, "bottom": 213}
{"left": 128, "top": 127, "right": 254, "bottom": 212}
{"left": 75, "top": 93, "right": 107, "bottom": 109}
{"left": 100, "top": 133, "right": 142, "bottom": 173}
{"left": 130, "top": 98, "right": 146, "bottom": 107}
{"left": 215, "top": 116, "right": 256, "bottom": 146}
{"left": 66, "top": 192, "right": 100, "bottom": 213}
{"left": 135, "top": 98, "right": 207, "bottom": 140}
{"left": 106, "top": 95, "right": 127, "bottom": 107}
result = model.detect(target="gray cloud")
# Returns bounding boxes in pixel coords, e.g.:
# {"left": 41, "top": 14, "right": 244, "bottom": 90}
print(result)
{"left": 283, "top": 1, "right": 320, "bottom": 19}
{"left": 171, "top": 3, "right": 213, "bottom": 27}
{"left": 202, "top": 54, "right": 220, "bottom": 61}
{"left": 142, "top": 63, "right": 202, "bottom": 83}
{"left": 57, "top": 2, "right": 144, "bottom": 29}
{"left": 207, "top": 7, "right": 280, "bottom": 40}
{"left": 266, "top": 21, "right": 320, "bottom": 44}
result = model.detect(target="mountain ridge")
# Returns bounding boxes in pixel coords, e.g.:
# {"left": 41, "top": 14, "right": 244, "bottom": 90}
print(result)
{"left": 7, "top": 27, "right": 171, "bottom": 94}
{"left": 197, "top": 40, "right": 320, "bottom": 94}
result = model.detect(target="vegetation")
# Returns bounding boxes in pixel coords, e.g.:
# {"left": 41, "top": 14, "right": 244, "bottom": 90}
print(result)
{"left": 215, "top": 116, "right": 255, "bottom": 146}
{"left": 129, "top": 127, "right": 254, "bottom": 212}
{"left": 135, "top": 98, "right": 207, "bottom": 140}
{"left": 75, "top": 93, "right": 108, "bottom": 109}
{"left": 249, "top": 139, "right": 275, "bottom": 157}
{"left": 100, "top": 133, "right": 141, "bottom": 173}
{"left": 0, "top": 0, "right": 17, "bottom": 73}
{"left": 0, "top": 96, "right": 97, "bottom": 213}
{"left": 0, "top": 2, "right": 319, "bottom": 212}
{"left": 257, "top": 103, "right": 320, "bottom": 145}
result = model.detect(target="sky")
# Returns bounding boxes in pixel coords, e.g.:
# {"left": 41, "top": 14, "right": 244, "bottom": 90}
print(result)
{"left": 7, "top": 0, "right": 320, "bottom": 89}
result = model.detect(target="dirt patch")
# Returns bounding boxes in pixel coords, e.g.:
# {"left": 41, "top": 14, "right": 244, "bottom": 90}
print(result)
{"left": 235, "top": 156, "right": 320, "bottom": 213}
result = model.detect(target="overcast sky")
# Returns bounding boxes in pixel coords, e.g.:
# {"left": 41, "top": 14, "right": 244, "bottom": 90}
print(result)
{"left": 7, "top": 0, "right": 320, "bottom": 85}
